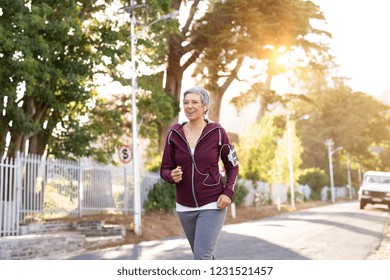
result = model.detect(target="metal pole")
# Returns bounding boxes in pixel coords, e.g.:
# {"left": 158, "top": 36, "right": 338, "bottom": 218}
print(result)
{"left": 124, "top": 2, "right": 178, "bottom": 237}
{"left": 347, "top": 152, "right": 352, "bottom": 199}
{"left": 324, "top": 139, "right": 335, "bottom": 203}
{"left": 130, "top": 0, "right": 141, "bottom": 236}
{"left": 124, "top": 165, "right": 128, "bottom": 214}
{"left": 286, "top": 113, "right": 295, "bottom": 209}
{"left": 328, "top": 146, "right": 335, "bottom": 203}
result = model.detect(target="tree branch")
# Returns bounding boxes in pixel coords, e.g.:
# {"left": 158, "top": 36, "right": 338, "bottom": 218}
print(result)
{"left": 219, "top": 57, "right": 245, "bottom": 94}
{"left": 182, "top": 0, "right": 202, "bottom": 36}
{"left": 181, "top": 50, "right": 201, "bottom": 72}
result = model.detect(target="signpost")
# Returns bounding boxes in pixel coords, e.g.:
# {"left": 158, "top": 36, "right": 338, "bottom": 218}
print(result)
{"left": 118, "top": 145, "right": 132, "bottom": 164}
{"left": 118, "top": 145, "right": 132, "bottom": 214}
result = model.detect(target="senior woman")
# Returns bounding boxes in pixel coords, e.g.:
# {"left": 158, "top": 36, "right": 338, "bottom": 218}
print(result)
{"left": 160, "top": 86, "right": 239, "bottom": 260}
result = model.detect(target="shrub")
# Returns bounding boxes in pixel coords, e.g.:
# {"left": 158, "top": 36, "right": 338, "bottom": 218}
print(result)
{"left": 144, "top": 180, "right": 176, "bottom": 213}
{"left": 297, "top": 168, "right": 329, "bottom": 200}
{"left": 144, "top": 179, "right": 249, "bottom": 212}
{"left": 232, "top": 182, "right": 249, "bottom": 206}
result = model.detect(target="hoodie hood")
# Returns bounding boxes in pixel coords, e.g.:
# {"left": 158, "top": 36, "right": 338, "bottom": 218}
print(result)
{"left": 168, "top": 120, "right": 222, "bottom": 146}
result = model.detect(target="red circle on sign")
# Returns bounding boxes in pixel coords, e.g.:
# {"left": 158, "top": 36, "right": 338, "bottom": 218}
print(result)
{"left": 118, "top": 145, "right": 132, "bottom": 163}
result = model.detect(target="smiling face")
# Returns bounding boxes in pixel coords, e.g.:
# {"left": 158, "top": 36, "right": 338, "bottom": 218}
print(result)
{"left": 183, "top": 93, "right": 206, "bottom": 121}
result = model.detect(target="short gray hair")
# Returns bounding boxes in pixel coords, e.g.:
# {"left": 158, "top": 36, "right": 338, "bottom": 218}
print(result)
{"left": 183, "top": 86, "right": 210, "bottom": 106}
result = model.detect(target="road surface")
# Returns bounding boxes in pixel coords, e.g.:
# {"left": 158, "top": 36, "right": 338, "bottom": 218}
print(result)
{"left": 64, "top": 201, "right": 389, "bottom": 260}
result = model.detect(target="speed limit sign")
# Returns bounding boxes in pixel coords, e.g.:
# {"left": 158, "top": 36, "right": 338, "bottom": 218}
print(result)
{"left": 118, "top": 145, "right": 132, "bottom": 163}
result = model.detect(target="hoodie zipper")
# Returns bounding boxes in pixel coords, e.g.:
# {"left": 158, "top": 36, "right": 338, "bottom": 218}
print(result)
{"left": 171, "top": 126, "right": 220, "bottom": 207}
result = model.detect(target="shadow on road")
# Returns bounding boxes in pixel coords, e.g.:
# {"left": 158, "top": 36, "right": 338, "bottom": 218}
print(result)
{"left": 217, "top": 232, "right": 309, "bottom": 260}
{"left": 67, "top": 231, "right": 309, "bottom": 260}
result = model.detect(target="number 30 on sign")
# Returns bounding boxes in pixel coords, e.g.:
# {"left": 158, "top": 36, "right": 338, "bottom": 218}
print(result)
{"left": 118, "top": 145, "right": 132, "bottom": 163}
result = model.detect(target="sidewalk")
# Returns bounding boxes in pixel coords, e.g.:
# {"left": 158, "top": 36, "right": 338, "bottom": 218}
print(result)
{"left": 367, "top": 219, "right": 390, "bottom": 260}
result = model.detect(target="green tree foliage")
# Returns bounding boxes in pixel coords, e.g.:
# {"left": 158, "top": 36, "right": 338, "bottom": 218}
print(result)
{"left": 294, "top": 84, "right": 390, "bottom": 183}
{"left": 272, "top": 121, "right": 304, "bottom": 185}
{"left": 131, "top": 0, "right": 179, "bottom": 68}
{"left": 0, "top": 0, "right": 178, "bottom": 162}
{"left": 379, "top": 147, "right": 390, "bottom": 172}
{"left": 0, "top": 0, "right": 131, "bottom": 160}
{"left": 137, "top": 74, "right": 180, "bottom": 141}
{"left": 190, "top": 0, "right": 332, "bottom": 122}
{"left": 149, "top": 0, "right": 331, "bottom": 151}
{"left": 48, "top": 97, "right": 124, "bottom": 163}
{"left": 238, "top": 114, "right": 283, "bottom": 183}
{"left": 133, "top": 74, "right": 180, "bottom": 162}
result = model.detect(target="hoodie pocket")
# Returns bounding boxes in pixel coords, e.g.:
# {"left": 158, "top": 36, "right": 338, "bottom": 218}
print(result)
{"left": 202, "top": 171, "right": 221, "bottom": 187}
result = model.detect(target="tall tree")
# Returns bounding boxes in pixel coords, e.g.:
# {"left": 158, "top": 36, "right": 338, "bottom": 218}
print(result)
{"left": 155, "top": 0, "right": 206, "bottom": 150}
{"left": 0, "top": 0, "right": 137, "bottom": 160}
{"left": 191, "top": 0, "right": 332, "bottom": 122}
{"left": 295, "top": 85, "right": 390, "bottom": 173}
{"left": 1, "top": 1, "right": 102, "bottom": 157}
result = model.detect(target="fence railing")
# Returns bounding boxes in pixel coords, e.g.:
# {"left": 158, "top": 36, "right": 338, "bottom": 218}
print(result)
{"left": 0, "top": 153, "right": 160, "bottom": 237}
{"left": 0, "top": 156, "right": 21, "bottom": 237}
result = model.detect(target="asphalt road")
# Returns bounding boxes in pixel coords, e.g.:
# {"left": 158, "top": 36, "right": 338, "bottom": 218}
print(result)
{"left": 64, "top": 201, "right": 390, "bottom": 260}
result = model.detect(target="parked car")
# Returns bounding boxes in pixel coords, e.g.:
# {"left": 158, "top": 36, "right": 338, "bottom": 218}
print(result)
{"left": 358, "top": 171, "right": 390, "bottom": 209}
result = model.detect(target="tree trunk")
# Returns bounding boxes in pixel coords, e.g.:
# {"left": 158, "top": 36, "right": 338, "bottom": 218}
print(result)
{"left": 0, "top": 130, "right": 7, "bottom": 159}
{"left": 28, "top": 131, "right": 47, "bottom": 156}
{"left": 7, "top": 133, "right": 23, "bottom": 158}
{"left": 208, "top": 91, "right": 223, "bottom": 123}
{"left": 159, "top": 33, "right": 185, "bottom": 152}
{"left": 158, "top": 0, "right": 203, "bottom": 152}
{"left": 256, "top": 70, "right": 274, "bottom": 122}
{"left": 208, "top": 57, "right": 245, "bottom": 124}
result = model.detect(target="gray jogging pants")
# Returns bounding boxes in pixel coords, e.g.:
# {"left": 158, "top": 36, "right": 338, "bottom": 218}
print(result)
{"left": 177, "top": 208, "right": 227, "bottom": 260}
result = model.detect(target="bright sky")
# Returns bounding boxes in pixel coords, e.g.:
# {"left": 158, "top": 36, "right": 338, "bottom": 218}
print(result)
{"left": 216, "top": 0, "right": 390, "bottom": 132}
{"left": 313, "top": 0, "right": 390, "bottom": 97}
{"left": 100, "top": 1, "right": 390, "bottom": 131}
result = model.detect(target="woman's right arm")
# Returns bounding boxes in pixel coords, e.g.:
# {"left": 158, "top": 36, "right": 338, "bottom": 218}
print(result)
{"left": 160, "top": 138, "right": 176, "bottom": 184}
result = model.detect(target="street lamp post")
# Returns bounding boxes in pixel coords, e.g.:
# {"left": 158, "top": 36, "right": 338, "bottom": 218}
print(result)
{"left": 286, "top": 112, "right": 295, "bottom": 209}
{"left": 346, "top": 152, "right": 353, "bottom": 199}
{"left": 324, "top": 139, "right": 343, "bottom": 203}
{"left": 286, "top": 112, "right": 309, "bottom": 210}
{"left": 124, "top": 1, "right": 178, "bottom": 236}
{"left": 123, "top": 0, "right": 144, "bottom": 237}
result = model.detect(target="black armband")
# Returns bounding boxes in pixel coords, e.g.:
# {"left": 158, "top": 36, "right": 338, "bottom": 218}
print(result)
{"left": 227, "top": 145, "right": 238, "bottom": 166}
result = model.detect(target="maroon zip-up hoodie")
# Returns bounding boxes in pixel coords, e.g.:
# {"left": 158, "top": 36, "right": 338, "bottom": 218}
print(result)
{"left": 160, "top": 121, "right": 239, "bottom": 207}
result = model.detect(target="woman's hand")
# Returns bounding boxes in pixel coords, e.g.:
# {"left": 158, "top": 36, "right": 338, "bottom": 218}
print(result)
{"left": 217, "top": 194, "right": 231, "bottom": 209}
{"left": 171, "top": 166, "right": 183, "bottom": 183}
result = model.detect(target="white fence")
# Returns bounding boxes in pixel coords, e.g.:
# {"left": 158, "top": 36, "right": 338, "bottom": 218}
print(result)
{"left": 0, "top": 153, "right": 160, "bottom": 237}
{"left": 237, "top": 178, "right": 352, "bottom": 207}
{"left": 0, "top": 156, "right": 21, "bottom": 237}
